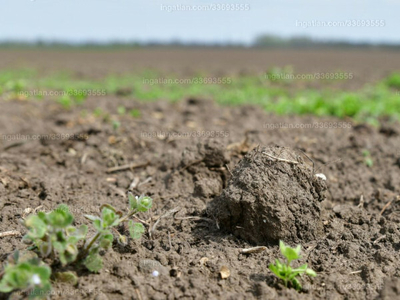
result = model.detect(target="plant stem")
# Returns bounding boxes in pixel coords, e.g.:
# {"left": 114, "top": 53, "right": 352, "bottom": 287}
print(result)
{"left": 118, "top": 209, "right": 138, "bottom": 223}
{"left": 78, "top": 232, "right": 101, "bottom": 260}
{"left": 78, "top": 209, "right": 137, "bottom": 261}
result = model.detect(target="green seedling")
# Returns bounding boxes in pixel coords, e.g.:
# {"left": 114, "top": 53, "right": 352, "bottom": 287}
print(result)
{"left": 5, "top": 79, "right": 26, "bottom": 93}
{"left": 0, "top": 251, "right": 51, "bottom": 299}
{"left": 269, "top": 241, "right": 317, "bottom": 291}
{"left": 362, "top": 150, "right": 373, "bottom": 167}
{"left": 23, "top": 204, "right": 88, "bottom": 266}
{"left": 82, "top": 193, "right": 152, "bottom": 272}
{"left": 93, "top": 107, "right": 111, "bottom": 122}
{"left": 117, "top": 106, "right": 126, "bottom": 115}
{"left": 112, "top": 120, "right": 121, "bottom": 130}
{"left": 64, "top": 88, "right": 87, "bottom": 104}
{"left": 385, "top": 72, "right": 400, "bottom": 89}
{"left": 129, "top": 109, "right": 141, "bottom": 118}
{"left": 2, "top": 195, "right": 153, "bottom": 297}
{"left": 93, "top": 107, "right": 104, "bottom": 117}
{"left": 57, "top": 94, "right": 73, "bottom": 109}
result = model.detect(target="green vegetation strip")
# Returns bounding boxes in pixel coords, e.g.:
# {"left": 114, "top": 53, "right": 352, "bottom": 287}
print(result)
{"left": 1, "top": 68, "right": 400, "bottom": 123}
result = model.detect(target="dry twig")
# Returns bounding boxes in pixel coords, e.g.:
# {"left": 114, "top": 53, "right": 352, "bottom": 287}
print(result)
{"left": 174, "top": 216, "right": 215, "bottom": 222}
{"left": 357, "top": 194, "right": 364, "bottom": 208}
{"left": 240, "top": 246, "right": 267, "bottom": 254}
{"left": 262, "top": 152, "right": 299, "bottom": 164}
{"left": 138, "top": 177, "right": 152, "bottom": 188}
{"left": 373, "top": 235, "right": 386, "bottom": 244}
{"left": 106, "top": 161, "right": 149, "bottom": 173}
{"left": 225, "top": 164, "right": 233, "bottom": 176}
{"left": 0, "top": 230, "right": 21, "bottom": 238}
{"left": 168, "top": 231, "right": 173, "bottom": 250}
{"left": 135, "top": 288, "right": 143, "bottom": 300}
{"left": 380, "top": 199, "right": 394, "bottom": 215}
{"left": 129, "top": 177, "right": 140, "bottom": 190}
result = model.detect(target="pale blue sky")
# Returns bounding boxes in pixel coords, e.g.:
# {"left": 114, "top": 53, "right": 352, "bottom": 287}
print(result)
{"left": 1, "top": 0, "right": 399, "bottom": 44}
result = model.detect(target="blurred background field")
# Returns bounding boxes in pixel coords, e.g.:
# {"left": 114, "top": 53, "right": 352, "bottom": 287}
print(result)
{"left": 1, "top": 48, "right": 400, "bottom": 125}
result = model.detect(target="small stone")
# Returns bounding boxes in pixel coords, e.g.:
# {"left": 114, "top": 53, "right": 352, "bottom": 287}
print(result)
{"left": 315, "top": 173, "right": 327, "bottom": 181}
{"left": 220, "top": 266, "right": 230, "bottom": 279}
{"left": 139, "top": 259, "right": 168, "bottom": 275}
{"left": 199, "top": 257, "right": 209, "bottom": 266}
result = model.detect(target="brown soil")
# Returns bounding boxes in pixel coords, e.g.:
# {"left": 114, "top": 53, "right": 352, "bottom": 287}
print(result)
{"left": 1, "top": 95, "right": 400, "bottom": 299}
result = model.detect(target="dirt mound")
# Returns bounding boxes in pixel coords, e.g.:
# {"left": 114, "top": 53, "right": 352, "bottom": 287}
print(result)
{"left": 208, "top": 145, "right": 327, "bottom": 244}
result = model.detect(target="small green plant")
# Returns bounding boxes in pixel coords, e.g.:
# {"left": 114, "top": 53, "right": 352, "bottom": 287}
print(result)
{"left": 385, "top": 72, "right": 400, "bottom": 89}
{"left": 93, "top": 107, "right": 104, "bottom": 117}
{"left": 57, "top": 94, "right": 73, "bottom": 109}
{"left": 23, "top": 204, "right": 87, "bottom": 266}
{"left": 129, "top": 109, "right": 141, "bottom": 118}
{"left": 117, "top": 106, "right": 126, "bottom": 115}
{"left": 5, "top": 79, "right": 26, "bottom": 93}
{"left": 0, "top": 251, "right": 51, "bottom": 299}
{"left": 112, "top": 120, "right": 121, "bottom": 130}
{"left": 362, "top": 150, "right": 373, "bottom": 167}
{"left": 81, "top": 193, "right": 152, "bottom": 272}
{"left": 269, "top": 241, "right": 317, "bottom": 291}
{"left": 1, "top": 194, "right": 153, "bottom": 297}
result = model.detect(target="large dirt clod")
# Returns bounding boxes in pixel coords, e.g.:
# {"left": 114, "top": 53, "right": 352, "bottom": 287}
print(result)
{"left": 208, "top": 145, "right": 327, "bottom": 244}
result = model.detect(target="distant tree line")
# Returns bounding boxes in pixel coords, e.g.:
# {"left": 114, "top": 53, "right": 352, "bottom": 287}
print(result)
{"left": 0, "top": 35, "right": 399, "bottom": 50}
{"left": 252, "top": 34, "right": 400, "bottom": 49}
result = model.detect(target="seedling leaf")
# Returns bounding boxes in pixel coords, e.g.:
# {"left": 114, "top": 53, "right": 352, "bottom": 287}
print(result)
{"left": 269, "top": 264, "right": 283, "bottom": 279}
{"left": 128, "top": 192, "right": 137, "bottom": 210}
{"left": 54, "top": 271, "right": 78, "bottom": 285}
{"left": 84, "top": 214, "right": 100, "bottom": 221}
{"left": 83, "top": 252, "right": 103, "bottom": 272}
{"left": 306, "top": 268, "right": 317, "bottom": 277}
{"left": 292, "top": 277, "right": 302, "bottom": 291}
{"left": 70, "top": 224, "right": 88, "bottom": 240}
{"left": 99, "top": 232, "right": 113, "bottom": 249}
{"left": 25, "top": 215, "right": 47, "bottom": 239}
{"left": 282, "top": 245, "right": 300, "bottom": 263}
{"left": 128, "top": 221, "right": 145, "bottom": 239}
{"left": 47, "top": 205, "right": 74, "bottom": 228}
{"left": 101, "top": 207, "right": 119, "bottom": 227}
{"left": 134, "top": 195, "right": 153, "bottom": 212}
